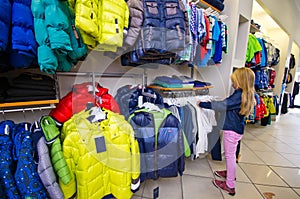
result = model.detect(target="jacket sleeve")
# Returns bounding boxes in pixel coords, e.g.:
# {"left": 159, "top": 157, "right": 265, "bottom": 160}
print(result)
{"left": 124, "top": 0, "right": 144, "bottom": 47}
{"left": 45, "top": 0, "right": 72, "bottom": 52}
{"left": 178, "top": 0, "right": 190, "bottom": 44}
{"left": 59, "top": 120, "right": 77, "bottom": 198}
{"left": 129, "top": 125, "right": 140, "bottom": 192}
{"left": 37, "top": 138, "right": 64, "bottom": 199}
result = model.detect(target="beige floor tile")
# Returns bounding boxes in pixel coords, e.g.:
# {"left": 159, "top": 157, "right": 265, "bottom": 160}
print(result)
{"left": 142, "top": 177, "right": 182, "bottom": 199}
{"left": 256, "top": 185, "right": 300, "bottom": 199}
{"left": 184, "top": 157, "right": 214, "bottom": 178}
{"left": 182, "top": 175, "right": 222, "bottom": 199}
{"left": 276, "top": 136, "right": 300, "bottom": 145}
{"left": 253, "top": 151, "right": 296, "bottom": 167}
{"left": 239, "top": 163, "right": 288, "bottom": 187}
{"left": 238, "top": 147, "right": 265, "bottom": 165}
{"left": 279, "top": 153, "right": 300, "bottom": 167}
{"left": 293, "top": 188, "right": 300, "bottom": 196}
{"left": 223, "top": 182, "right": 263, "bottom": 199}
{"left": 243, "top": 140, "right": 274, "bottom": 152}
{"left": 133, "top": 180, "right": 145, "bottom": 197}
{"left": 265, "top": 142, "right": 299, "bottom": 154}
{"left": 271, "top": 166, "right": 300, "bottom": 187}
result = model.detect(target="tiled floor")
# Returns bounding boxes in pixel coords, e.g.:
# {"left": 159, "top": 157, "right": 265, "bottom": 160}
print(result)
{"left": 133, "top": 108, "right": 300, "bottom": 198}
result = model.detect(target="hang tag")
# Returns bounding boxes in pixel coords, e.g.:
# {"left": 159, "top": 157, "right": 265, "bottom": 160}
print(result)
{"left": 138, "top": 96, "right": 143, "bottom": 108}
{"left": 94, "top": 136, "right": 106, "bottom": 153}
{"left": 153, "top": 187, "right": 159, "bottom": 199}
{"left": 4, "top": 125, "right": 10, "bottom": 135}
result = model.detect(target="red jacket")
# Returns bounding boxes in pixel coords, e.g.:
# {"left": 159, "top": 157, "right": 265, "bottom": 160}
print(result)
{"left": 50, "top": 82, "right": 120, "bottom": 125}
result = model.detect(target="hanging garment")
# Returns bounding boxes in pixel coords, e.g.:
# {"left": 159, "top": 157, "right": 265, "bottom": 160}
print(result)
{"left": 10, "top": 0, "right": 37, "bottom": 68}
{"left": 41, "top": 116, "right": 71, "bottom": 185}
{"left": 129, "top": 108, "right": 185, "bottom": 182}
{"left": 12, "top": 123, "right": 48, "bottom": 199}
{"left": 31, "top": 121, "right": 64, "bottom": 199}
{"left": 0, "top": 120, "right": 21, "bottom": 199}
{"left": 246, "top": 34, "right": 262, "bottom": 64}
{"left": 50, "top": 82, "right": 120, "bottom": 125}
{"left": 60, "top": 109, "right": 140, "bottom": 199}
{"left": 0, "top": 0, "right": 11, "bottom": 52}
{"left": 31, "top": 0, "right": 87, "bottom": 74}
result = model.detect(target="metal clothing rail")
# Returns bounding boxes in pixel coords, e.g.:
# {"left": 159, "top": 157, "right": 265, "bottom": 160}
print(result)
{"left": 1, "top": 104, "right": 56, "bottom": 114}
{"left": 55, "top": 71, "right": 147, "bottom": 97}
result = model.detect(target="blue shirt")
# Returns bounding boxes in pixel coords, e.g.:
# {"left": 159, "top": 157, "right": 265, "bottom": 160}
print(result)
{"left": 199, "top": 89, "right": 245, "bottom": 134}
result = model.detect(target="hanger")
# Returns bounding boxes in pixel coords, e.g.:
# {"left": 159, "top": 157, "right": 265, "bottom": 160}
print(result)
{"left": 141, "top": 102, "right": 162, "bottom": 112}
{"left": 88, "top": 106, "right": 107, "bottom": 123}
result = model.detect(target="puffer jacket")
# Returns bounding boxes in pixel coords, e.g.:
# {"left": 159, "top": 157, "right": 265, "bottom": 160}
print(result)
{"left": 31, "top": 0, "right": 87, "bottom": 74}
{"left": 31, "top": 121, "right": 64, "bottom": 199}
{"left": 122, "top": 0, "right": 189, "bottom": 65}
{"left": 10, "top": 0, "right": 37, "bottom": 68}
{"left": 0, "top": 120, "right": 21, "bottom": 199}
{"left": 41, "top": 116, "right": 71, "bottom": 185}
{"left": 49, "top": 82, "right": 120, "bottom": 125}
{"left": 114, "top": 85, "right": 164, "bottom": 119}
{"left": 12, "top": 123, "right": 48, "bottom": 199}
{"left": 0, "top": 0, "right": 11, "bottom": 52}
{"left": 60, "top": 109, "right": 140, "bottom": 199}
{"left": 129, "top": 108, "right": 185, "bottom": 182}
{"left": 69, "top": 0, "right": 129, "bottom": 51}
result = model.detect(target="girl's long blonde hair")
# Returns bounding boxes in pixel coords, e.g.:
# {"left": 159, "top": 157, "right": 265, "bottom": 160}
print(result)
{"left": 231, "top": 67, "right": 255, "bottom": 116}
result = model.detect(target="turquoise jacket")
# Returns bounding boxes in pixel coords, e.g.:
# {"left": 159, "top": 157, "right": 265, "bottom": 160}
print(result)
{"left": 31, "top": 0, "right": 87, "bottom": 74}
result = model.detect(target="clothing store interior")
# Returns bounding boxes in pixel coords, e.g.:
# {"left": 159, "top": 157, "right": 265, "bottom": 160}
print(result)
{"left": 0, "top": 0, "right": 300, "bottom": 198}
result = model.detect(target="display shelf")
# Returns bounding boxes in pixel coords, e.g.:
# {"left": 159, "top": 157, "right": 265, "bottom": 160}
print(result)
{"left": 147, "top": 85, "right": 213, "bottom": 91}
{"left": 0, "top": 99, "right": 59, "bottom": 108}
{"left": 192, "top": 0, "right": 221, "bottom": 12}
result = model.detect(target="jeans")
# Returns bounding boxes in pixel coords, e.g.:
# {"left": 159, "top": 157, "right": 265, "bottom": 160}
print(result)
{"left": 223, "top": 130, "right": 243, "bottom": 188}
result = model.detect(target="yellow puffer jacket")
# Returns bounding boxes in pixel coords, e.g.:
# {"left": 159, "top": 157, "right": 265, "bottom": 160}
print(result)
{"left": 59, "top": 109, "right": 140, "bottom": 199}
{"left": 68, "top": 0, "right": 129, "bottom": 51}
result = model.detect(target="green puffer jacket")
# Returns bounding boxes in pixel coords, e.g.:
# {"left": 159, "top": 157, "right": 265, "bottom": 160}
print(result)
{"left": 59, "top": 109, "right": 140, "bottom": 199}
{"left": 41, "top": 116, "right": 72, "bottom": 185}
{"left": 31, "top": 0, "right": 87, "bottom": 74}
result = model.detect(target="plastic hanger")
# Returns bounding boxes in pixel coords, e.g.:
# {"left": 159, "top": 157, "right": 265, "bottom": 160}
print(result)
{"left": 89, "top": 107, "right": 107, "bottom": 122}
{"left": 141, "top": 102, "right": 162, "bottom": 112}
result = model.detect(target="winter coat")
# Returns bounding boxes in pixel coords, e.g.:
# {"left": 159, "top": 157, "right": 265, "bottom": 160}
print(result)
{"left": 49, "top": 82, "right": 120, "bottom": 125}
{"left": 31, "top": 0, "right": 87, "bottom": 74}
{"left": 40, "top": 116, "right": 71, "bottom": 185}
{"left": 31, "top": 121, "right": 64, "bottom": 199}
{"left": 59, "top": 109, "right": 140, "bottom": 199}
{"left": 122, "top": 0, "right": 189, "bottom": 65}
{"left": 0, "top": 0, "right": 11, "bottom": 52}
{"left": 114, "top": 85, "right": 164, "bottom": 119}
{"left": 9, "top": 0, "right": 37, "bottom": 68}
{"left": 0, "top": 120, "right": 21, "bottom": 199}
{"left": 12, "top": 123, "right": 48, "bottom": 199}
{"left": 69, "top": 0, "right": 129, "bottom": 51}
{"left": 129, "top": 108, "right": 185, "bottom": 182}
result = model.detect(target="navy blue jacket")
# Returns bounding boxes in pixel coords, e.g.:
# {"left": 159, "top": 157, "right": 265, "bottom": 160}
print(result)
{"left": 199, "top": 89, "right": 245, "bottom": 134}
{"left": 0, "top": 0, "right": 11, "bottom": 52}
{"left": 129, "top": 109, "right": 185, "bottom": 182}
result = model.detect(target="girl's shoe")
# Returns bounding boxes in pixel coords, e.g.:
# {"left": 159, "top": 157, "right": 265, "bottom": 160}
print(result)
{"left": 212, "top": 179, "right": 236, "bottom": 196}
{"left": 214, "top": 170, "right": 227, "bottom": 179}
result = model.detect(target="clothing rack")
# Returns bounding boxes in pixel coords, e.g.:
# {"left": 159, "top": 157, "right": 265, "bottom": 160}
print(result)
{"left": 1, "top": 105, "right": 55, "bottom": 114}
{"left": 55, "top": 71, "right": 147, "bottom": 98}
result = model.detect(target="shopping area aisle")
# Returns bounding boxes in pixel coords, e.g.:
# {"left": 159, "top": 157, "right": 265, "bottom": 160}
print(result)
{"left": 132, "top": 108, "right": 300, "bottom": 199}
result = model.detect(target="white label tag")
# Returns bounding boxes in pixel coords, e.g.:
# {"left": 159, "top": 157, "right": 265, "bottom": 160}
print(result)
{"left": 138, "top": 96, "right": 143, "bottom": 108}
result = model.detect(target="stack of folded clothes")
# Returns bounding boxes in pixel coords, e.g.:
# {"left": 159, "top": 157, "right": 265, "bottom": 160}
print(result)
{"left": 203, "top": 0, "right": 225, "bottom": 11}
{"left": 2, "top": 72, "right": 57, "bottom": 102}
{"left": 172, "top": 75, "right": 194, "bottom": 88}
{"left": 153, "top": 76, "right": 183, "bottom": 88}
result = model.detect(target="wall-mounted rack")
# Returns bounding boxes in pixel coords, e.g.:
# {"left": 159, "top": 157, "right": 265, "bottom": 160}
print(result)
{"left": 191, "top": 0, "right": 221, "bottom": 13}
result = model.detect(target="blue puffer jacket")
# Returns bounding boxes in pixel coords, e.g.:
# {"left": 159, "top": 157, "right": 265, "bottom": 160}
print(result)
{"left": 0, "top": 0, "right": 11, "bottom": 52}
{"left": 10, "top": 0, "right": 38, "bottom": 68}
{"left": 0, "top": 120, "right": 21, "bottom": 199}
{"left": 12, "top": 123, "right": 48, "bottom": 199}
{"left": 129, "top": 108, "right": 185, "bottom": 182}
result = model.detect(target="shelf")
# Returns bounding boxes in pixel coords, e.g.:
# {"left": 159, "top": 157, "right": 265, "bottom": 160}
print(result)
{"left": 250, "top": 24, "right": 260, "bottom": 33}
{"left": 147, "top": 85, "right": 213, "bottom": 91}
{"left": 0, "top": 99, "right": 59, "bottom": 108}
{"left": 192, "top": 0, "right": 221, "bottom": 13}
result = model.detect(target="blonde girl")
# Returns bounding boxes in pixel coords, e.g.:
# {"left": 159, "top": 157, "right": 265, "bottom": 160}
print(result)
{"left": 198, "top": 67, "right": 255, "bottom": 196}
